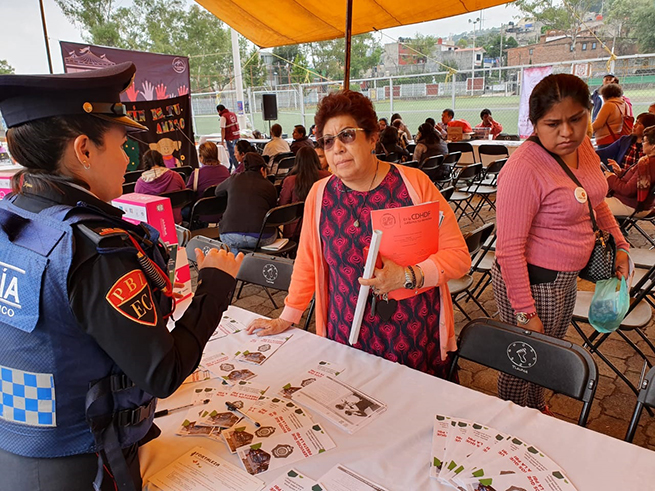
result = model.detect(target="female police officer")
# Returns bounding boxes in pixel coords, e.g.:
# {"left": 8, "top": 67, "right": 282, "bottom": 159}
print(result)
{"left": 0, "top": 63, "right": 243, "bottom": 490}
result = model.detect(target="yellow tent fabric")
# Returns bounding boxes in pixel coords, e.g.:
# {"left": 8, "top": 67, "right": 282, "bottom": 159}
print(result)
{"left": 195, "top": 0, "right": 514, "bottom": 48}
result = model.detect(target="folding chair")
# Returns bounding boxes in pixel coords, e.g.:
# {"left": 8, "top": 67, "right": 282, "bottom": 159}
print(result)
{"left": 123, "top": 170, "right": 143, "bottom": 183}
{"left": 274, "top": 156, "right": 296, "bottom": 179}
{"left": 160, "top": 189, "right": 195, "bottom": 221}
{"left": 269, "top": 152, "right": 294, "bottom": 174}
{"left": 186, "top": 235, "right": 229, "bottom": 264}
{"left": 461, "top": 158, "right": 508, "bottom": 220}
{"left": 403, "top": 160, "right": 420, "bottom": 168}
{"left": 420, "top": 155, "right": 445, "bottom": 183}
{"left": 448, "top": 222, "right": 494, "bottom": 320}
{"left": 122, "top": 182, "right": 136, "bottom": 195}
{"left": 239, "top": 202, "right": 305, "bottom": 257}
{"left": 477, "top": 144, "right": 509, "bottom": 171}
{"left": 448, "top": 318, "right": 598, "bottom": 426}
{"left": 171, "top": 165, "right": 193, "bottom": 180}
{"left": 625, "top": 365, "right": 655, "bottom": 442}
{"left": 432, "top": 152, "right": 461, "bottom": 190}
{"left": 449, "top": 163, "right": 484, "bottom": 223}
{"left": 439, "top": 186, "right": 455, "bottom": 201}
{"left": 571, "top": 263, "right": 655, "bottom": 399}
{"left": 406, "top": 143, "right": 416, "bottom": 157}
{"left": 202, "top": 184, "right": 219, "bottom": 198}
{"left": 496, "top": 134, "right": 520, "bottom": 141}
{"left": 175, "top": 224, "right": 192, "bottom": 247}
{"left": 447, "top": 142, "right": 478, "bottom": 165}
{"left": 232, "top": 253, "right": 295, "bottom": 309}
{"left": 467, "top": 228, "right": 497, "bottom": 305}
{"left": 188, "top": 195, "right": 227, "bottom": 238}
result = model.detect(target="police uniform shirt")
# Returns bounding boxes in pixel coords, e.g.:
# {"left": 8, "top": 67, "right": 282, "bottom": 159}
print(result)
{"left": 12, "top": 180, "right": 235, "bottom": 398}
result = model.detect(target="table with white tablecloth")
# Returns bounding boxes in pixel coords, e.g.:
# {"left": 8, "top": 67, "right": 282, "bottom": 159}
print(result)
{"left": 141, "top": 306, "right": 655, "bottom": 489}
{"left": 456, "top": 139, "right": 523, "bottom": 165}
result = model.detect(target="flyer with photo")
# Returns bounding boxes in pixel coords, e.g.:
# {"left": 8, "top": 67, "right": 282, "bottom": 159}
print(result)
{"left": 318, "top": 464, "right": 389, "bottom": 491}
{"left": 147, "top": 446, "right": 264, "bottom": 491}
{"left": 278, "top": 361, "right": 345, "bottom": 399}
{"left": 195, "top": 381, "right": 270, "bottom": 429}
{"left": 182, "top": 366, "right": 213, "bottom": 384}
{"left": 293, "top": 376, "right": 386, "bottom": 434}
{"left": 265, "top": 468, "right": 323, "bottom": 491}
{"left": 236, "top": 423, "right": 335, "bottom": 476}
{"left": 203, "top": 352, "right": 259, "bottom": 384}
{"left": 430, "top": 415, "right": 452, "bottom": 479}
{"left": 176, "top": 406, "right": 223, "bottom": 441}
{"left": 234, "top": 334, "right": 293, "bottom": 366}
{"left": 209, "top": 313, "right": 251, "bottom": 341}
{"left": 445, "top": 430, "right": 507, "bottom": 487}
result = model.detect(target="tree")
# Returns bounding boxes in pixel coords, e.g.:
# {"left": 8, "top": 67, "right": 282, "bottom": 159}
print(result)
{"left": 0, "top": 60, "right": 15, "bottom": 75}
{"left": 307, "top": 33, "right": 381, "bottom": 81}
{"left": 607, "top": 0, "right": 655, "bottom": 52}
{"left": 483, "top": 35, "right": 518, "bottom": 63}
{"left": 514, "top": 0, "right": 595, "bottom": 52}
{"left": 457, "top": 38, "right": 470, "bottom": 48}
{"left": 244, "top": 48, "right": 268, "bottom": 88}
{"left": 403, "top": 34, "right": 438, "bottom": 64}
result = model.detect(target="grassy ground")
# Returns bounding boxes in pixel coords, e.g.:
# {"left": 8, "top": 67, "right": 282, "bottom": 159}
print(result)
{"left": 191, "top": 88, "right": 655, "bottom": 139}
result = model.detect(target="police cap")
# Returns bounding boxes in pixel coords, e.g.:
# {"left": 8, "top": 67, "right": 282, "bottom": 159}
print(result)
{"left": 0, "top": 62, "right": 147, "bottom": 131}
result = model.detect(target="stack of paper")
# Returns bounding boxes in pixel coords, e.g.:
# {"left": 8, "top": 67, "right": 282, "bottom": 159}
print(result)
{"left": 264, "top": 465, "right": 388, "bottom": 491}
{"left": 430, "top": 415, "right": 578, "bottom": 490}
{"left": 293, "top": 376, "right": 387, "bottom": 434}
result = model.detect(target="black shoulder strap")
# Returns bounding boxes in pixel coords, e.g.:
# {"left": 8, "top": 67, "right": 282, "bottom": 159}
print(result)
{"left": 527, "top": 135, "right": 598, "bottom": 232}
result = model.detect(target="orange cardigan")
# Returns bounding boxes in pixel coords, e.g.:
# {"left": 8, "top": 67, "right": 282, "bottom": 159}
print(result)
{"left": 280, "top": 164, "right": 471, "bottom": 360}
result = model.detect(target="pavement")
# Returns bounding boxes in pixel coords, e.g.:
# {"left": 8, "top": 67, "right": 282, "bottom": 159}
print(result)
{"left": 222, "top": 197, "right": 655, "bottom": 453}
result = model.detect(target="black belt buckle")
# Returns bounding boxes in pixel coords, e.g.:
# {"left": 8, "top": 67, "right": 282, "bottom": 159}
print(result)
{"left": 110, "top": 373, "right": 135, "bottom": 392}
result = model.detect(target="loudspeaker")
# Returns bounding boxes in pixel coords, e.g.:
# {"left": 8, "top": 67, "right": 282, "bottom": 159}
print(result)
{"left": 262, "top": 94, "right": 278, "bottom": 121}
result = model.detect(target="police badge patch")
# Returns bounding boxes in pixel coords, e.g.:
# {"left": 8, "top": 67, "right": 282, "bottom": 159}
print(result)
{"left": 106, "top": 270, "right": 157, "bottom": 326}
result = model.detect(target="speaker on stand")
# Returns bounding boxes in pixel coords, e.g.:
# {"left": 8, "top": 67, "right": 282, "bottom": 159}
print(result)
{"left": 262, "top": 93, "right": 278, "bottom": 136}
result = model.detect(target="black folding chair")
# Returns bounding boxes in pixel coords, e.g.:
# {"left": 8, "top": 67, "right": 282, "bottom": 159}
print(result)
{"left": 420, "top": 155, "right": 445, "bottom": 183}
{"left": 403, "top": 160, "right": 420, "bottom": 168}
{"left": 447, "top": 142, "right": 477, "bottom": 164}
{"left": 186, "top": 235, "right": 229, "bottom": 264}
{"left": 449, "top": 163, "right": 484, "bottom": 223}
{"left": 461, "top": 158, "right": 508, "bottom": 220}
{"left": 448, "top": 222, "right": 494, "bottom": 319}
{"left": 202, "top": 184, "right": 219, "bottom": 198}
{"left": 626, "top": 365, "right": 655, "bottom": 442}
{"left": 406, "top": 143, "right": 417, "bottom": 157}
{"left": 122, "top": 182, "right": 136, "bottom": 195}
{"left": 160, "top": 189, "right": 195, "bottom": 221}
{"left": 175, "top": 224, "right": 192, "bottom": 247}
{"left": 123, "top": 170, "right": 143, "bottom": 183}
{"left": 448, "top": 318, "right": 598, "bottom": 427}
{"left": 238, "top": 202, "right": 305, "bottom": 257}
{"left": 442, "top": 151, "right": 461, "bottom": 166}
{"left": 477, "top": 144, "right": 509, "bottom": 170}
{"left": 269, "top": 152, "right": 294, "bottom": 174}
{"left": 439, "top": 186, "right": 455, "bottom": 201}
{"left": 171, "top": 165, "right": 193, "bottom": 180}
{"left": 232, "top": 253, "right": 295, "bottom": 309}
{"left": 188, "top": 195, "right": 228, "bottom": 238}
{"left": 274, "top": 156, "right": 296, "bottom": 179}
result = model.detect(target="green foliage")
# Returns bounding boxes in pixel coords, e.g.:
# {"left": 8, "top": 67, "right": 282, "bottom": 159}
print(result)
{"left": 403, "top": 34, "right": 438, "bottom": 63}
{"left": 244, "top": 48, "right": 267, "bottom": 88}
{"left": 607, "top": 0, "right": 655, "bottom": 52}
{"left": 0, "top": 60, "right": 15, "bottom": 75}
{"left": 457, "top": 38, "right": 470, "bottom": 48}
{"left": 308, "top": 33, "right": 381, "bottom": 81}
{"left": 483, "top": 35, "right": 518, "bottom": 61}
{"left": 514, "top": 0, "right": 594, "bottom": 47}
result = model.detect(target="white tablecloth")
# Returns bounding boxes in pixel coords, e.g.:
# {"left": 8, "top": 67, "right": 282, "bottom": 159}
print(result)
{"left": 459, "top": 139, "right": 523, "bottom": 165}
{"left": 142, "top": 306, "right": 655, "bottom": 489}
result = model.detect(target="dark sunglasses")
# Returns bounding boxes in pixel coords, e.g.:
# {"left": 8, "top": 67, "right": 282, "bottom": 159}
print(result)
{"left": 318, "top": 127, "right": 364, "bottom": 150}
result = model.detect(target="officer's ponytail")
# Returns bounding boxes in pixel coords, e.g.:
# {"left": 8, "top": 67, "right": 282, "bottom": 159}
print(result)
{"left": 7, "top": 114, "right": 113, "bottom": 193}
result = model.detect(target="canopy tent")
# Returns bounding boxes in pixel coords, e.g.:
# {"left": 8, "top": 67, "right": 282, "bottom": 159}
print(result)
{"left": 195, "top": 0, "right": 515, "bottom": 88}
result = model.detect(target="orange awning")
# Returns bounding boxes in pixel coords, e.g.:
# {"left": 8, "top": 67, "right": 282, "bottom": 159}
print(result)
{"left": 195, "top": 0, "right": 515, "bottom": 48}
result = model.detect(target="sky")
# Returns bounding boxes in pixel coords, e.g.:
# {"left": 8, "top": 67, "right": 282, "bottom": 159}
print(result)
{"left": 0, "top": 0, "right": 525, "bottom": 74}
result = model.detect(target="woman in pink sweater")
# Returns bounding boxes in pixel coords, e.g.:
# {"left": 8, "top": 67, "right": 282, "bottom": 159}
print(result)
{"left": 247, "top": 90, "right": 470, "bottom": 377}
{"left": 493, "top": 74, "right": 630, "bottom": 412}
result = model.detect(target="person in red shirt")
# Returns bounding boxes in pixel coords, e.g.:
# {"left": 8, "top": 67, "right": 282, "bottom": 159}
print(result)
{"left": 437, "top": 108, "right": 472, "bottom": 138}
{"left": 475, "top": 109, "right": 503, "bottom": 139}
{"left": 217, "top": 104, "right": 240, "bottom": 172}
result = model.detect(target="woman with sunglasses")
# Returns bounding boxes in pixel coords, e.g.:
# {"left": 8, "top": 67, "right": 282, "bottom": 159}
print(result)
{"left": 248, "top": 90, "right": 470, "bottom": 378}
{"left": 0, "top": 64, "right": 242, "bottom": 490}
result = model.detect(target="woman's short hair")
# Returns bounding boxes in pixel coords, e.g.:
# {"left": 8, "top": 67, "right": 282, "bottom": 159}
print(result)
{"left": 198, "top": 141, "right": 219, "bottom": 163}
{"left": 529, "top": 74, "right": 592, "bottom": 125}
{"left": 314, "top": 90, "right": 378, "bottom": 140}
{"left": 142, "top": 149, "right": 165, "bottom": 169}
{"left": 236, "top": 139, "right": 255, "bottom": 155}
{"left": 380, "top": 126, "right": 399, "bottom": 146}
{"left": 599, "top": 83, "right": 623, "bottom": 99}
{"left": 638, "top": 112, "right": 655, "bottom": 129}
{"left": 643, "top": 125, "right": 655, "bottom": 145}
{"left": 243, "top": 152, "right": 267, "bottom": 172}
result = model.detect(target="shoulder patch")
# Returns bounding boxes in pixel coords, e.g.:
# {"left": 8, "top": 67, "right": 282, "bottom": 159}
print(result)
{"left": 106, "top": 270, "right": 158, "bottom": 326}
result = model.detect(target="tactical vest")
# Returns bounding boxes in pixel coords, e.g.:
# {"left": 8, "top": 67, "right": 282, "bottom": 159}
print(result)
{"left": 0, "top": 198, "right": 165, "bottom": 467}
{"left": 222, "top": 110, "right": 240, "bottom": 141}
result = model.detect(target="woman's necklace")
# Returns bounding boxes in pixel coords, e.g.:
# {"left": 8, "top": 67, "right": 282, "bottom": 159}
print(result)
{"left": 344, "top": 160, "right": 380, "bottom": 228}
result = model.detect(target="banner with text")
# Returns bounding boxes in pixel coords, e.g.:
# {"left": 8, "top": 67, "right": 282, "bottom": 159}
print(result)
{"left": 518, "top": 66, "right": 553, "bottom": 138}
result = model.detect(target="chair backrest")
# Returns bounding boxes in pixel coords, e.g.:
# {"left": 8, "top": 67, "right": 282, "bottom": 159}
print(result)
{"left": 235, "top": 253, "right": 295, "bottom": 293}
{"left": 421, "top": 154, "right": 445, "bottom": 170}
{"left": 186, "top": 235, "right": 229, "bottom": 263}
{"left": 189, "top": 195, "right": 228, "bottom": 227}
{"left": 275, "top": 156, "right": 296, "bottom": 176}
{"left": 175, "top": 225, "right": 192, "bottom": 247}
{"left": 447, "top": 142, "right": 476, "bottom": 164}
{"left": 379, "top": 152, "right": 402, "bottom": 163}
{"left": 496, "top": 134, "right": 520, "bottom": 141}
{"left": 626, "top": 365, "right": 655, "bottom": 441}
{"left": 484, "top": 158, "right": 508, "bottom": 177}
{"left": 160, "top": 188, "right": 195, "bottom": 209}
{"left": 451, "top": 318, "right": 598, "bottom": 426}
{"left": 454, "top": 162, "right": 483, "bottom": 186}
{"left": 439, "top": 186, "right": 455, "bottom": 201}
{"left": 123, "top": 170, "right": 143, "bottom": 183}
{"left": 255, "top": 202, "right": 305, "bottom": 250}
{"left": 442, "top": 151, "right": 461, "bottom": 165}
{"left": 171, "top": 165, "right": 193, "bottom": 179}
{"left": 406, "top": 143, "right": 417, "bottom": 156}
{"left": 202, "top": 184, "right": 219, "bottom": 198}
{"left": 464, "top": 222, "right": 495, "bottom": 257}
{"left": 122, "top": 182, "right": 136, "bottom": 195}
{"left": 403, "top": 160, "right": 420, "bottom": 168}
{"left": 478, "top": 144, "right": 510, "bottom": 167}
{"left": 271, "top": 152, "right": 294, "bottom": 165}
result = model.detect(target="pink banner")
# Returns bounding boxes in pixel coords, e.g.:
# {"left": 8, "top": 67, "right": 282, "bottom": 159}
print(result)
{"left": 518, "top": 66, "right": 553, "bottom": 139}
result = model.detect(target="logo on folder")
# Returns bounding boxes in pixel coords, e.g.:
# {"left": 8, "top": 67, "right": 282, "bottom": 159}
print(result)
{"left": 106, "top": 270, "right": 157, "bottom": 326}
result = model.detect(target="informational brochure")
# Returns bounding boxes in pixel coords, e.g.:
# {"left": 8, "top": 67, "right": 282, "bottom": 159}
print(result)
{"left": 209, "top": 313, "right": 251, "bottom": 341}
{"left": 176, "top": 406, "right": 223, "bottom": 441}
{"left": 430, "top": 415, "right": 453, "bottom": 479}
{"left": 203, "top": 352, "right": 259, "bottom": 384}
{"left": 278, "top": 361, "right": 345, "bottom": 399}
{"left": 183, "top": 366, "right": 213, "bottom": 384}
{"left": 293, "top": 376, "right": 386, "bottom": 434}
{"left": 445, "top": 430, "right": 507, "bottom": 486}
{"left": 195, "top": 381, "right": 270, "bottom": 429}
{"left": 236, "top": 423, "right": 335, "bottom": 476}
{"left": 370, "top": 201, "right": 440, "bottom": 301}
{"left": 318, "top": 464, "right": 389, "bottom": 491}
{"left": 235, "top": 334, "right": 293, "bottom": 366}
{"left": 439, "top": 419, "right": 499, "bottom": 483}
{"left": 147, "top": 446, "right": 264, "bottom": 491}
{"left": 265, "top": 468, "right": 323, "bottom": 491}
{"left": 467, "top": 470, "right": 578, "bottom": 491}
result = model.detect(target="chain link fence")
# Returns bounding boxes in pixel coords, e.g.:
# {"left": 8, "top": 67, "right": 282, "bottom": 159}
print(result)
{"left": 191, "top": 53, "right": 655, "bottom": 139}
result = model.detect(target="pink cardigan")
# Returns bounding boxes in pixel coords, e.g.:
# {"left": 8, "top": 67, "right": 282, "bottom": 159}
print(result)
{"left": 496, "top": 137, "right": 630, "bottom": 314}
{"left": 280, "top": 164, "right": 471, "bottom": 360}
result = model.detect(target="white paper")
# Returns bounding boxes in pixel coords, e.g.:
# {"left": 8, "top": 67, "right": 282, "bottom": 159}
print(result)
{"left": 147, "top": 446, "right": 264, "bottom": 491}
{"left": 265, "top": 468, "right": 322, "bottom": 491}
{"left": 469, "top": 470, "right": 578, "bottom": 491}
{"left": 318, "top": 464, "right": 389, "bottom": 491}
{"left": 350, "top": 229, "right": 382, "bottom": 345}
{"left": 235, "top": 334, "right": 293, "bottom": 366}
{"left": 278, "top": 361, "right": 345, "bottom": 399}
{"left": 203, "top": 352, "right": 259, "bottom": 384}
{"left": 210, "top": 313, "right": 252, "bottom": 341}
{"left": 430, "top": 415, "right": 453, "bottom": 479}
{"left": 293, "top": 376, "right": 386, "bottom": 434}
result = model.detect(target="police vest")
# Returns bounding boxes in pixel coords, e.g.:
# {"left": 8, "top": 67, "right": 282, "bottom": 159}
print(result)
{"left": 0, "top": 198, "right": 160, "bottom": 459}
{"left": 222, "top": 110, "right": 240, "bottom": 140}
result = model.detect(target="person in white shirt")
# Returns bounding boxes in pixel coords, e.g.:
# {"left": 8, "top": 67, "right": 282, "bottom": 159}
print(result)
{"left": 262, "top": 123, "right": 291, "bottom": 159}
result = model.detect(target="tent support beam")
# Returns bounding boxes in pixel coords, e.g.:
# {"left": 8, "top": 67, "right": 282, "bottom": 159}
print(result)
{"left": 344, "top": 0, "right": 353, "bottom": 90}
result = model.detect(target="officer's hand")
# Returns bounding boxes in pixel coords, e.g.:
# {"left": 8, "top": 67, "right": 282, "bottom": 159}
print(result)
{"left": 246, "top": 317, "right": 293, "bottom": 336}
{"left": 195, "top": 248, "right": 243, "bottom": 279}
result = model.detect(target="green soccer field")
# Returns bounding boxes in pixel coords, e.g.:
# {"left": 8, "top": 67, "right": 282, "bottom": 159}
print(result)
{"left": 191, "top": 88, "right": 655, "bottom": 140}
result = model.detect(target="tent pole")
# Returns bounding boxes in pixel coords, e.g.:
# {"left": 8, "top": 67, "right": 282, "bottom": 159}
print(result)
{"left": 39, "top": 0, "right": 53, "bottom": 74}
{"left": 344, "top": 0, "right": 353, "bottom": 90}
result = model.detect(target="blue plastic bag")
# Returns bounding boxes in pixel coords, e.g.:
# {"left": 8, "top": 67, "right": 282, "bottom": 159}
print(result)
{"left": 588, "top": 277, "right": 630, "bottom": 333}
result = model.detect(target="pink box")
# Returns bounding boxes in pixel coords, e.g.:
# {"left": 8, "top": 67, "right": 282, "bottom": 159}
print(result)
{"left": 112, "top": 193, "right": 178, "bottom": 246}
{"left": 0, "top": 169, "right": 19, "bottom": 199}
